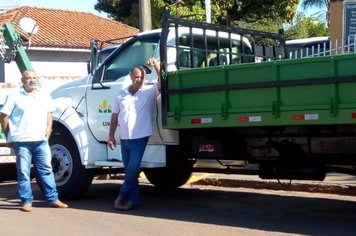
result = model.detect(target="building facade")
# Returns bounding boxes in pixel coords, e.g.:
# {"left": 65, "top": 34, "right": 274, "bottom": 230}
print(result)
{"left": 0, "top": 6, "right": 138, "bottom": 99}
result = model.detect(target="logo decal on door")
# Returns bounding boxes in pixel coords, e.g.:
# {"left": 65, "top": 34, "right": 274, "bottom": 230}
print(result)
{"left": 99, "top": 99, "right": 112, "bottom": 113}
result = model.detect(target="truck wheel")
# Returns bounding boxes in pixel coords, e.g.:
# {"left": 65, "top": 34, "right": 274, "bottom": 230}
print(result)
{"left": 143, "top": 145, "right": 194, "bottom": 189}
{"left": 143, "top": 166, "right": 192, "bottom": 189}
{"left": 0, "top": 163, "right": 17, "bottom": 182}
{"left": 49, "top": 129, "right": 94, "bottom": 200}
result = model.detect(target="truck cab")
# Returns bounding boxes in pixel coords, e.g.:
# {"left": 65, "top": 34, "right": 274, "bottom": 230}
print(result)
{"left": 50, "top": 29, "right": 165, "bottom": 199}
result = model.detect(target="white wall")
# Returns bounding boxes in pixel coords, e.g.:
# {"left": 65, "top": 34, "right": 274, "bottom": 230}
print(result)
{"left": 0, "top": 48, "right": 91, "bottom": 102}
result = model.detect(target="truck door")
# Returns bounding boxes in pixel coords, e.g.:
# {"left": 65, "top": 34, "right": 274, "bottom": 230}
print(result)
{"left": 86, "top": 32, "right": 161, "bottom": 143}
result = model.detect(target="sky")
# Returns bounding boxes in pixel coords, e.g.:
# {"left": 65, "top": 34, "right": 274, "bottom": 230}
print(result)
{"left": 297, "top": 1, "right": 327, "bottom": 18}
{"left": 0, "top": 0, "right": 108, "bottom": 18}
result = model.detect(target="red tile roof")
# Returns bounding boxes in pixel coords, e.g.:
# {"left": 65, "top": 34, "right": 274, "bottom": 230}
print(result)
{"left": 0, "top": 6, "right": 139, "bottom": 49}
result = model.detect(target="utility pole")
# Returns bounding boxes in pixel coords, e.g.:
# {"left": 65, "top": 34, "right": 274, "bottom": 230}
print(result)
{"left": 205, "top": 0, "right": 211, "bottom": 23}
{"left": 139, "top": 0, "right": 152, "bottom": 32}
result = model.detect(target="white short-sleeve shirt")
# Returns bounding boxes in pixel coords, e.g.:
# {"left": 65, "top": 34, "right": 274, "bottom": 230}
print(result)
{"left": 0, "top": 87, "right": 56, "bottom": 142}
{"left": 112, "top": 83, "right": 159, "bottom": 140}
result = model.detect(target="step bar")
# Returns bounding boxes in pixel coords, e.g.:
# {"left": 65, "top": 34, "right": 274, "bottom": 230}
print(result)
{"left": 94, "top": 159, "right": 166, "bottom": 168}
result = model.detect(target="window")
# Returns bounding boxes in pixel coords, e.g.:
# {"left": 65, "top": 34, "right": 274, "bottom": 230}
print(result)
{"left": 103, "top": 35, "right": 160, "bottom": 81}
{"left": 98, "top": 44, "right": 120, "bottom": 64}
{"left": 177, "top": 32, "right": 253, "bottom": 69}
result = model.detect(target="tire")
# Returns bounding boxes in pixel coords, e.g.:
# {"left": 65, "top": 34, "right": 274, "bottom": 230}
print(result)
{"left": 0, "top": 163, "right": 17, "bottom": 182}
{"left": 143, "top": 145, "right": 193, "bottom": 189}
{"left": 49, "top": 128, "right": 94, "bottom": 200}
{"left": 143, "top": 167, "right": 192, "bottom": 189}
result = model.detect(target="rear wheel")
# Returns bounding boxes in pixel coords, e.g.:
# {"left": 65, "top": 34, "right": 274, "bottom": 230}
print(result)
{"left": 49, "top": 128, "right": 94, "bottom": 200}
{"left": 143, "top": 166, "right": 192, "bottom": 189}
{"left": 143, "top": 145, "right": 193, "bottom": 189}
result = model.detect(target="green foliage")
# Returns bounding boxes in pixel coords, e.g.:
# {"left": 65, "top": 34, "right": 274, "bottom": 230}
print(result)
{"left": 93, "top": 1, "right": 329, "bottom": 41}
{"left": 234, "top": 18, "right": 283, "bottom": 35}
{"left": 284, "top": 14, "right": 329, "bottom": 40}
{"left": 301, "top": 0, "right": 329, "bottom": 25}
{"left": 94, "top": 0, "right": 134, "bottom": 22}
{"left": 94, "top": 0, "right": 300, "bottom": 28}
{"left": 92, "top": 0, "right": 331, "bottom": 49}
{"left": 301, "top": 0, "right": 329, "bottom": 9}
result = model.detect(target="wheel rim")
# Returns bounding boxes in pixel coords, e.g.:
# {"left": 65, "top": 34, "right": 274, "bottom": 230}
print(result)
{"left": 51, "top": 144, "right": 73, "bottom": 186}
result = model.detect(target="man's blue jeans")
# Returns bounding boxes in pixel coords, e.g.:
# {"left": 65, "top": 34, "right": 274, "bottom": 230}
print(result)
{"left": 119, "top": 136, "right": 149, "bottom": 204}
{"left": 13, "top": 141, "right": 59, "bottom": 205}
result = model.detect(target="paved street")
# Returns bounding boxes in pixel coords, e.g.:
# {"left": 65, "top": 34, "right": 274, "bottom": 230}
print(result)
{"left": 1, "top": 176, "right": 356, "bottom": 236}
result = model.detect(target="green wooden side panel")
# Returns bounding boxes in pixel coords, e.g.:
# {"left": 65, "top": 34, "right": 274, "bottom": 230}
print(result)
{"left": 164, "top": 53, "right": 356, "bottom": 129}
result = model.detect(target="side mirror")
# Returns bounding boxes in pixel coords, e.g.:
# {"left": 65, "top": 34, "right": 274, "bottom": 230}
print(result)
{"left": 90, "top": 39, "right": 99, "bottom": 75}
{"left": 86, "top": 60, "right": 91, "bottom": 74}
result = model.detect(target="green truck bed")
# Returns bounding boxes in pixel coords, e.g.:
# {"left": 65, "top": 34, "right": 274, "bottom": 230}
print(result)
{"left": 163, "top": 53, "right": 356, "bottom": 129}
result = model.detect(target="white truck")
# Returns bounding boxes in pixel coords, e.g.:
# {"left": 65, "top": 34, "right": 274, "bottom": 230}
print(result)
{"left": 49, "top": 15, "right": 286, "bottom": 200}
{"left": 50, "top": 28, "right": 179, "bottom": 199}
{"left": 0, "top": 123, "right": 17, "bottom": 181}
{"left": 5, "top": 14, "right": 356, "bottom": 201}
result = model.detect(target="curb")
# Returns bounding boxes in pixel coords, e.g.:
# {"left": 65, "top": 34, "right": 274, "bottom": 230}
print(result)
{"left": 95, "top": 173, "right": 356, "bottom": 196}
{"left": 192, "top": 177, "right": 356, "bottom": 196}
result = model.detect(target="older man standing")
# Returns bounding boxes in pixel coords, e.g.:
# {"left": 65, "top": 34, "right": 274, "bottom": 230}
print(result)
{"left": 108, "top": 58, "right": 161, "bottom": 211}
{"left": 0, "top": 69, "right": 68, "bottom": 212}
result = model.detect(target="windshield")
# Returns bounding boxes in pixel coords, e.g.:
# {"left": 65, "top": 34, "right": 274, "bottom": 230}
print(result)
{"left": 98, "top": 45, "right": 120, "bottom": 64}
{"left": 103, "top": 35, "right": 160, "bottom": 81}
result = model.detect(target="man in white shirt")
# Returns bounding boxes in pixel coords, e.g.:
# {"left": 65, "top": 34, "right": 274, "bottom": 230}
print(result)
{"left": 108, "top": 58, "right": 160, "bottom": 210}
{"left": 0, "top": 69, "right": 68, "bottom": 212}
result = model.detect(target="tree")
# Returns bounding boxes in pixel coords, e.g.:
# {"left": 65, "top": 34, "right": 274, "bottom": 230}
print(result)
{"left": 94, "top": 0, "right": 300, "bottom": 30}
{"left": 94, "top": 0, "right": 135, "bottom": 23}
{"left": 301, "top": 0, "right": 329, "bottom": 25}
{"left": 301, "top": 0, "right": 329, "bottom": 9}
{"left": 284, "top": 14, "right": 329, "bottom": 40}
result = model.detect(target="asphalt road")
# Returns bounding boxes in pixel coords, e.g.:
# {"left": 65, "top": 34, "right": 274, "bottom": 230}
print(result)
{"left": 1, "top": 175, "right": 356, "bottom": 236}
